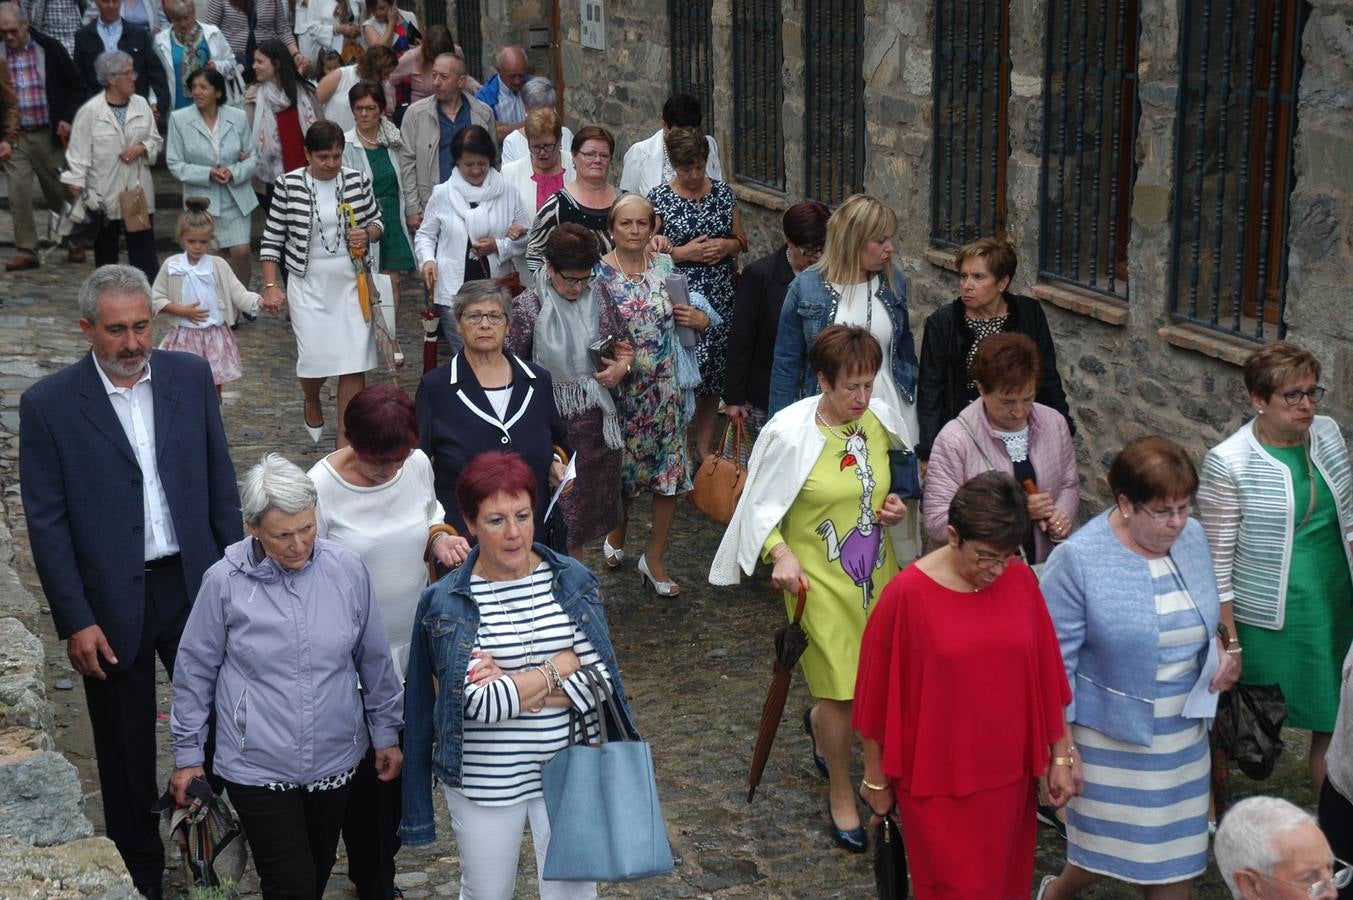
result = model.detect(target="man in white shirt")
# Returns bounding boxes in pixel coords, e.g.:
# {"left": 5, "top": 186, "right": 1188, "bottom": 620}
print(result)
{"left": 619, "top": 92, "right": 723, "bottom": 198}
{"left": 19, "top": 265, "right": 241, "bottom": 900}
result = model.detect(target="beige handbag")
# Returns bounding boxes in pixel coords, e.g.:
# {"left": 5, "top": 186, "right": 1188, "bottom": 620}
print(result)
{"left": 118, "top": 186, "right": 151, "bottom": 233}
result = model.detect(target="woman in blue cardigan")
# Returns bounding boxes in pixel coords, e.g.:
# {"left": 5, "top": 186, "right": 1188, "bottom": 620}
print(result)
{"left": 1037, "top": 437, "right": 1240, "bottom": 900}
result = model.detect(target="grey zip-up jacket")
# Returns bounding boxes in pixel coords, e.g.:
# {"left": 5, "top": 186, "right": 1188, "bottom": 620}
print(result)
{"left": 171, "top": 536, "right": 404, "bottom": 786}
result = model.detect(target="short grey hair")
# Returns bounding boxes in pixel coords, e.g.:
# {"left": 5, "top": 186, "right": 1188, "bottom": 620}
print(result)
{"left": 435, "top": 51, "right": 465, "bottom": 76}
{"left": 0, "top": 3, "right": 30, "bottom": 24}
{"left": 78, "top": 264, "right": 151, "bottom": 323}
{"left": 240, "top": 453, "right": 317, "bottom": 526}
{"left": 164, "top": 0, "right": 196, "bottom": 18}
{"left": 452, "top": 281, "right": 512, "bottom": 319}
{"left": 94, "top": 50, "right": 133, "bottom": 86}
{"left": 520, "top": 77, "right": 555, "bottom": 111}
{"left": 1214, "top": 796, "right": 1318, "bottom": 897}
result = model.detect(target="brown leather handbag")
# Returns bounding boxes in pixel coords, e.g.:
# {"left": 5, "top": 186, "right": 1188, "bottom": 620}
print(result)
{"left": 118, "top": 186, "right": 151, "bottom": 233}
{"left": 688, "top": 420, "right": 747, "bottom": 525}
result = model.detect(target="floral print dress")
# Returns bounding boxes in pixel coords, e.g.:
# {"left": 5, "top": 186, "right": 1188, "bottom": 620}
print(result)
{"left": 648, "top": 180, "right": 737, "bottom": 397}
{"left": 596, "top": 254, "right": 691, "bottom": 497}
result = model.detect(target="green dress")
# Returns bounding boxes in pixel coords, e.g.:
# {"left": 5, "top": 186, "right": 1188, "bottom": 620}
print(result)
{"left": 1237, "top": 443, "right": 1353, "bottom": 731}
{"left": 762, "top": 410, "right": 899, "bottom": 700}
{"left": 364, "top": 146, "right": 414, "bottom": 272}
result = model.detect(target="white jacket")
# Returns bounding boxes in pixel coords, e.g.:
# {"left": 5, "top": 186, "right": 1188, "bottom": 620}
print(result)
{"left": 342, "top": 125, "right": 413, "bottom": 272}
{"left": 413, "top": 169, "right": 530, "bottom": 307}
{"left": 501, "top": 153, "right": 574, "bottom": 278}
{"left": 294, "top": 0, "right": 364, "bottom": 61}
{"left": 152, "top": 24, "right": 242, "bottom": 108}
{"left": 618, "top": 127, "right": 723, "bottom": 198}
{"left": 709, "top": 395, "right": 912, "bottom": 585}
{"left": 501, "top": 124, "right": 575, "bottom": 165}
{"left": 61, "top": 92, "right": 163, "bottom": 218}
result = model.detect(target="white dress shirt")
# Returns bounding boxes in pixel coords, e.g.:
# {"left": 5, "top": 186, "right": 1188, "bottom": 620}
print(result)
{"left": 94, "top": 359, "right": 180, "bottom": 561}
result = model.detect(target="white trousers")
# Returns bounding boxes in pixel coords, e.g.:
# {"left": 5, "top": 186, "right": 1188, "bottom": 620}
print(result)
{"left": 441, "top": 785, "right": 598, "bottom": 900}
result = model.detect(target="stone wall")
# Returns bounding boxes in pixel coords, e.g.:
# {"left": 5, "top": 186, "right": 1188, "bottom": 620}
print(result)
{"left": 533, "top": 0, "right": 1353, "bottom": 511}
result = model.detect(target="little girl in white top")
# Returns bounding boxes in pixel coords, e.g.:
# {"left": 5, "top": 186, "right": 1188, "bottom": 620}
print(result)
{"left": 151, "top": 198, "right": 261, "bottom": 398}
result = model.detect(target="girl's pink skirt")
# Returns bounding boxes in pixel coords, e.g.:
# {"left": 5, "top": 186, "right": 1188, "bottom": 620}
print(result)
{"left": 160, "top": 323, "right": 243, "bottom": 385}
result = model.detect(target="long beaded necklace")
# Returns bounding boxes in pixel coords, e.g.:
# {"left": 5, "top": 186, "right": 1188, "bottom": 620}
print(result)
{"left": 305, "top": 171, "right": 345, "bottom": 256}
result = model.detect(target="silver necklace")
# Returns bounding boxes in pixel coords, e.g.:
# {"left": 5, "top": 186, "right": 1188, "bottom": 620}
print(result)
{"left": 479, "top": 566, "right": 541, "bottom": 664}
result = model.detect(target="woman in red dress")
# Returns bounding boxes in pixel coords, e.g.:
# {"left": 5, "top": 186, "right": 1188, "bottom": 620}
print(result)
{"left": 853, "top": 471, "right": 1078, "bottom": 898}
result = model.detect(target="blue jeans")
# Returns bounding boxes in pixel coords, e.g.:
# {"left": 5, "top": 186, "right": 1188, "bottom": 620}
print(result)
{"left": 436, "top": 305, "right": 463, "bottom": 357}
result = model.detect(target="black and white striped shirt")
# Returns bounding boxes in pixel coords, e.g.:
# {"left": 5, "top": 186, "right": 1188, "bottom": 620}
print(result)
{"left": 260, "top": 166, "right": 382, "bottom": 277}
{"left": 462, "top": 562, "right": 606, "bottom": 805}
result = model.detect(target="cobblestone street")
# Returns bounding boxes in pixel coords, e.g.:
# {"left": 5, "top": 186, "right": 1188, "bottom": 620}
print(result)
{"left": 0, "top": 237, "right": 1296, "bottom": 898}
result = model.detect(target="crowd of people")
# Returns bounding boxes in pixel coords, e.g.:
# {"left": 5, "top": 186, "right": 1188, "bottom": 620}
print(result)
{"left": 7, "top": 6, "right": 1353, "bottom": 897}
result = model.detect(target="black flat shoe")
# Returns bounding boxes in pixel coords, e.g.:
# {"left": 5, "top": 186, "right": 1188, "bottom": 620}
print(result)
{"left": 1036, "top": 801, "right": 1067, "bottom": 839}
{"left": 827, "top": 802, "right": 867, "bottom": 853}
{"left": 802, "top": 707, "right": 829, "bottom": 778}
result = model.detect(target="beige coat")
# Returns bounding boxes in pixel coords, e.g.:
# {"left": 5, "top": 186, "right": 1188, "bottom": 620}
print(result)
{"left": 61, "top": 92, "right": 163, "bottom": 219}
{"left": 397, "top": 91, "right": 494, "bottom": 217}
{"left": 151, "top": 254, "right": 260, "bottom": 329}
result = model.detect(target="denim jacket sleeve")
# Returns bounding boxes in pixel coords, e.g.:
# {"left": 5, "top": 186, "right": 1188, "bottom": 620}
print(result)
{"left": 399, "top": 589, "right": 439, "bottom": 846}
{"left": 768, "top": 278, "right": 807, "bottom": 416}
{"left": 886, "top": 269, "right": 918, "bottom": 402}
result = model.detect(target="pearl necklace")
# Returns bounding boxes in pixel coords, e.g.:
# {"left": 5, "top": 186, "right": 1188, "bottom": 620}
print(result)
{"left": 814, "top": 404, "right": 852, "bottom": 441}
{"left": 612, "top": 251, "right": 648, "bottom": 284}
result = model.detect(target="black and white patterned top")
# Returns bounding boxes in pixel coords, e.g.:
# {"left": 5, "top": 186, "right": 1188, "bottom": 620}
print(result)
{"left": 524, "top": 187, "right": 619, "bottom": 273}
{"left": 461, "top": 562, "right": 607, "bottom": 805}
{"left": 963, "top": 314, "right": 1009, "bottom": 390}
{"left": 260, "top": 166, "right": 382, "bottom": 277}
{"left": 266, "top": 765, "right": 357, "bottom": 793}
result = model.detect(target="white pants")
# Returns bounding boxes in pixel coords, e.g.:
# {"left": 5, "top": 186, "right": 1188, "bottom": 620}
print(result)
{"left": 441, "top": 785, "right": 598, "bottom": 900}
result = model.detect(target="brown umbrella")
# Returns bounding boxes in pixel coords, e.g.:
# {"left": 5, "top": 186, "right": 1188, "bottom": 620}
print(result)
{"left": 747, "top": 586, "right": 809, "bottom": 803}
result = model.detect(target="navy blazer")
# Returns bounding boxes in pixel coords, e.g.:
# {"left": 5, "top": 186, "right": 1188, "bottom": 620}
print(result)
{"left": 415, "top": 352, "right": 569, "bottom": 534}
{"left": 73, "top": 19, "right": 169, "bottom": 109}
{"left": 19, "top": 350, "right": 242, "bottom": 665}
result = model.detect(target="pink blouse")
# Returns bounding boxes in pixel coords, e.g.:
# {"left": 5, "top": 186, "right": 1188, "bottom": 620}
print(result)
{"left": 532, "top": 171, "right": 566, "bottom": 211}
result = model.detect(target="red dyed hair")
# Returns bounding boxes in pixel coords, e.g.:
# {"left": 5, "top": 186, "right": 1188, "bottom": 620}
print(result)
{"left": 457, "top": 452, "right": 538, "bottom": 521}
{"left": 343, "top": 385, "right": 418, "bottom": 463}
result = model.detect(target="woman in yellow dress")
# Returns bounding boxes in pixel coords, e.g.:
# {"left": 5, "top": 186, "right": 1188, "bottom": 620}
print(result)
{"left": 711, "top": 324, "right": 911, "bottom": 852}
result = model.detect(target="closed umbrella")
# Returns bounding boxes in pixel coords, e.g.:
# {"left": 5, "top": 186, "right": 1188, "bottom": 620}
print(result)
{"left": 746, "top": 586, "right": 809, "bottom": 803}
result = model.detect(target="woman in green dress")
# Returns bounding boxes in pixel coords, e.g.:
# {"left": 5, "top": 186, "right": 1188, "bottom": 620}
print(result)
{"left": 1199, "top": 341, "right": 1353, "bottom": 797}
{"left": 711, "top": 324, "right": 912, "bottom": 852}
{"left": 343, "top": 81, "right": 416, "bottom": 319}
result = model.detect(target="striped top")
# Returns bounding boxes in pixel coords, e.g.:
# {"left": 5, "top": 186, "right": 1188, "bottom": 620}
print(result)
{"left": 260, "top": 166, "right": 382, "bottom": 277}
{"left": 461, "top": 562, "right": 605, "bottom": 805}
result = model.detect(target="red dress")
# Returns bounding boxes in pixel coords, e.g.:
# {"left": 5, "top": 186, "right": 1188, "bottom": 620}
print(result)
{"left": 853, "top": 561, "right": 1070, "bottom": 899}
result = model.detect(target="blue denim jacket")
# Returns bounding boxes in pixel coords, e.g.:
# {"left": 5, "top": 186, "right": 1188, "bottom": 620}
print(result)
{"left": 767, "top": 266, "right": 918, "bottom": 415}
{"left": 399, "top": 543, "right": 638, "bottom": 845}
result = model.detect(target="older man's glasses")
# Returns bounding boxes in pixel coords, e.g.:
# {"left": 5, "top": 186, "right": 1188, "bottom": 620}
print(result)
{"left": 461, "top": 311, "right": 506, "bottom": 326}
{"left": 1280, "top": 386, "right": 1326, "bottom": 406}
{"left": 1267, "top": 858, "right": 1353, "bottom": 897}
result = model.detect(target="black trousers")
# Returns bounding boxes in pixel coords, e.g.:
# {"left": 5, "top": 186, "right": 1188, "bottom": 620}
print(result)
{"left": 1319, "top": 776, "right": 1353, "bottom": 899}
{"left": 227, "top": 780, "right": 352, "bottom": 900}
{"left": 92, "top": 217, "right": 159, "bottom": 283}
{"left": 82, "top": 559, "right": 192, "bottom": 890}
{"left": 341, "top": 739, "right": 403, "bottom": 900}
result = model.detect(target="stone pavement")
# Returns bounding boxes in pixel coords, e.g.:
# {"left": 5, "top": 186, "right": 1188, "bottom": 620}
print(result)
{"left": 0, "top": 234, "right": 1297, "bottom": 897}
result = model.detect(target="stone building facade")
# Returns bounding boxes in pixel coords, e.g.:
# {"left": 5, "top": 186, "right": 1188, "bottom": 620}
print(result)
{"left": 446, "top": 0, "right": 1352, "bottom": 509}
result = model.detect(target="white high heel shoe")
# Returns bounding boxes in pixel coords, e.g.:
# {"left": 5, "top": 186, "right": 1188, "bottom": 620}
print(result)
{"left": 602, "top": 536, "right": 624, "bottom": 569}
{"left": 637, "top": 554, "right": 679, "bottom": 597}
{"left": 304, "top": 416, "right": 324, "bottom": 444}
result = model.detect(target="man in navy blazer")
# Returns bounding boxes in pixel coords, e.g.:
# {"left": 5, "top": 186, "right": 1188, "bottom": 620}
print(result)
{"left": 19, "top": 264, "right": 241, "bottom": 899}
{"left": 72, "top": 0, "right": 168, "bottom": 112}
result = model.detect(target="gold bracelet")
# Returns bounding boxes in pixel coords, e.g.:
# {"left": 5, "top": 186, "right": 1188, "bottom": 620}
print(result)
{"left": 1050, "top": 756, "right": 1075, "bottom": 767}
{"left": 861, "top": 778, "right": 889, "bottom": 792}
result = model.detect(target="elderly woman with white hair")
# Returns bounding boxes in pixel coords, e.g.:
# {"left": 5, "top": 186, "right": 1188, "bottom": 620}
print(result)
{"left": 62, "top": 50, "right": 164, "bottom": 282}
{"left": 151, "top": 0, "right": 241, "bottom": 111}
{"left": 169, "top": 452, "right": 404, "bottom": 900}
{"left": 1214, "top": 796, "right": 1349, "bottom": 899}
{"left": 499, "top": 77, "right": 572, "bottom": 164}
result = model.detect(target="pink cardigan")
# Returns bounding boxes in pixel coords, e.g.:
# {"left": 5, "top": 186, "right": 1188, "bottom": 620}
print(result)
{"left": 923, "top": 397, "right": 1078, "bottom": 562}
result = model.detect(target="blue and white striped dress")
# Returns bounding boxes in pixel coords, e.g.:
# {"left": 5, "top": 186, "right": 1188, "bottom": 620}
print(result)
{"left": 1066, "top": 556, "right": 1211, "bottom": 883}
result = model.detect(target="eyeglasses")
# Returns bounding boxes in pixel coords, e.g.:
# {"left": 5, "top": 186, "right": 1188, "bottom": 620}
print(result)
{"left": 461, "top": 311, "right": 506, "bottom": 326}
{"left": 114, "top": 68, "right": 136, "bottom": 78}
{"left": 1280, "top": 386, "right": 1326, "bottom": 406}
{"left": 970, "top": 547, "right": 1018, "bottom": 571}
{"left": 577, "top": 151, "right": 611, "bottom": 161}
{"left": 555, "top": 272, "right": 593, "bottom": 287}
{"left": 1266, "top": 858, "right": 1353, "bottom": 897}
{"left": 529, "top": 142, "right": 558, "bottom": 154}
{"left": 790, "top": 243, "right": 824, "bottom": 261}
{"left": 1135, "top": 502, "right": 1195, "bottom": 524}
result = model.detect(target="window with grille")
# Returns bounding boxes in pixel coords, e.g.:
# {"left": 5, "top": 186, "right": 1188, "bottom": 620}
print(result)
{"left": 1039, "top": 0, "right": 1139, "bottom": 300}
{"left": 931, "top": 0, "right": 1010, "bottom": 248}
{"left": 731, "top": 0, "right": 784, "bottom": 190}
{"left": 1168, "top": 0, "right": 1306, "bottom": 341}
{"left": 803, "top": 0, "right": 864, "bottom": 204}
{"left": 422, "top": 0, "right": 446, "bottom": 29}
{"left": 455, "top": 0, "right": 483, "bottom": 82}
{"left": 669, "top": 0, "right": 714, "bottom": 127}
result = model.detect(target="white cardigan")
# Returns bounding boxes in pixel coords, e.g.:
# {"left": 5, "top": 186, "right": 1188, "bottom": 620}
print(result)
{"left": 61, "top": 93, "right": 163, "bottom": 218}
{"left": 618, "top": 127, "right": 723, "bottom": 198}
{"left": 413, "top": 170, "right": 530, "bottom": 307}
{"left": 501, "top": 153, "right": 574, "bottom": 278}
{"left": 152, "top": 24, "right": 241, "bottom": 108}
{"left": 709, "top": 395, "right": 911, "bottom": 585}
{"left": 342, "top": 126, "right": 414, "bottom": 272}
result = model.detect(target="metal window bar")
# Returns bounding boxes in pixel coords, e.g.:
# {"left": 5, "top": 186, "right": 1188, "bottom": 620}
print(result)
{"left": 803, "top": 0, "right": 864, "bottom": 204}
{"left": 423, "top": 0, "right": 446, "bottom": 29}
{"left": 1037, "top": 0, "right": 1140, "bottom": 300}
{"left": 669, "top": 0, "right": 714, "bottom": 128}
{"left": 455, "top": 0, "right": 483, "bottom": 82}
{"left": 732, "top": 0, "right": 785, "bottom": 190}
{"left": 1168, "top": 0, "right": 1306, "bottom": 342}
{"left": 931, "top": 0, "right": 1010, "bottom": 248}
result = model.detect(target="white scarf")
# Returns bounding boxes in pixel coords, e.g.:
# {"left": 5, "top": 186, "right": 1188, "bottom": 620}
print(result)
{"left": 531, "top": 269, "right": 622, "bottom": 449}
{"left": 166, "top": 253, "right": 223, "bottom": 329}
{"left": 444, "top": 166, "right": 507, "bottom": 235}
{"left": 253, "top": 82, "right": 317, "bottom": 184}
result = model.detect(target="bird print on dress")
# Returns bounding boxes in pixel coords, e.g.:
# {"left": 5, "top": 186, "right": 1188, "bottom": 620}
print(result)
{"left": 816, "top": 426, "right": 886, "bottom": 609}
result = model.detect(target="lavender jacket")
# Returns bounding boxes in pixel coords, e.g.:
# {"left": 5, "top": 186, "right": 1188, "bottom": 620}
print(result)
{"left": 171, "top": 536, "right": 404, "bottom": 787}
{"left": 923, "top": 397, "right": 1078, "bottom": 562}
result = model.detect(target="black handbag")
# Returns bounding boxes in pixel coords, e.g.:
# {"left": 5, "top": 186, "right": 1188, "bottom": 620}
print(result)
{"left": 888, "top": 446, "right": 922, "bottom": 500}
{"left": 874, "top": 815, "right": 908, "bottom": 898}
{"left": 1213, "top": 683, "right": 1288, "bottom": 780}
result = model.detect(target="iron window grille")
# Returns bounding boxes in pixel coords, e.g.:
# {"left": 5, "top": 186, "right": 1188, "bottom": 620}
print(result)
{"left": 1168, "top": 0, "right": 1307, "bottom": 341}
{"left": 732, "top": 0, "right": 785, "bottom": 191}
{"left": 803, "top": 0, "right": 864, "bottom": 205}
{"left": 669, "top": 0, "right": 714, "bottom": 129}
{"left": 931, "top": 0, "right": 1011, "bottom": 248}
{"left": 1038, "top": 0, "right": 1140, "bottom": 301}
{"left": 455, "top": 0, "right": 483, "bottom": 82}
{"left": 422, "top": 0, "right": 446, "bottom": 29}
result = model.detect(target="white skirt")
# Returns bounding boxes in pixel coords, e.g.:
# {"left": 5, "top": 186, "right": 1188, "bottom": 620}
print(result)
{"left": 289, "top": 251, "right": 378, "bottom": 378}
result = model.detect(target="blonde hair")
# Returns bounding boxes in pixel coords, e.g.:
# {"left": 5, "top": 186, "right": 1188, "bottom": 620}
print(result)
{"left": 607, "top": 193, "right": 655, "bottom": 231}
{"left": 178, "top": 197, "right": 215, "bottom": 240}
{"left": 816, "top": 194, "right": 898, "bottom": 292}
{"left": 523, "top": 106, "right": 561, "bottom": 142}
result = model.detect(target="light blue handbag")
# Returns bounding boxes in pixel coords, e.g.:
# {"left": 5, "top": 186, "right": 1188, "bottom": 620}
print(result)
{"left": 540, "top": 667, "right": 675, "bottom": 882}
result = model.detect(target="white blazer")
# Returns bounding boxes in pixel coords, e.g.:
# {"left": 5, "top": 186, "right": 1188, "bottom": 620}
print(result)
{"left": 501, "top": 124, "right": 575, "bottom": 165}
{"left": 152, "top": 24, "right": 242, "bottom": 108}
{"left": 413, "top": 170, "right": 530, "bottom": 307}
{"left": 501, "top": 153, "right": 575, "bottom": 278}
{"left": 294, "top": 0, "right": 364, "bottom": 61}
{"left": 341, "top": 125, "right": 414, "bottom": 272}
{"left": 618, "top": 127, "right": 723, "bottom": 198}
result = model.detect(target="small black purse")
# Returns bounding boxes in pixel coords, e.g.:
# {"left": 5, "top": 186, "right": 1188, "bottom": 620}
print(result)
{"left": 888, "top": 446, "right": 923, "bottom": 500}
